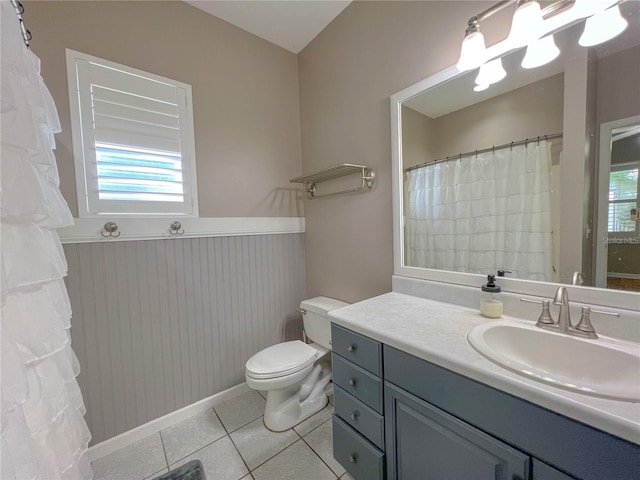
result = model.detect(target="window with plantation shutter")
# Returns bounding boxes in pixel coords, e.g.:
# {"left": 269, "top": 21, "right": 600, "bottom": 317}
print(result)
{"left": 608, "top": 164, "right": 638, "bottom": 234}
{"left": 66, "top": 49, "right": 198, "bottom": 216}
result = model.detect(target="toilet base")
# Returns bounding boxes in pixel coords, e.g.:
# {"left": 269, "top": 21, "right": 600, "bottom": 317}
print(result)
{"left": 262, "top": 368, "right": 331, "bottom": 432}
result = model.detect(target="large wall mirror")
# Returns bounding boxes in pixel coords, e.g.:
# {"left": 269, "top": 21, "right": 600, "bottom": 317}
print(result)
{"left": 391, "top": 2, "right": 640, "bottom": 309}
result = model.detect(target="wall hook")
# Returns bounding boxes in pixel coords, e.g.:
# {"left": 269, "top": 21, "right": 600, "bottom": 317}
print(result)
{"left": 170, "top": 221, "right": 185, "bottom": 236}
{"left": 101, "top": 222, "right": 120, "bottom": 238}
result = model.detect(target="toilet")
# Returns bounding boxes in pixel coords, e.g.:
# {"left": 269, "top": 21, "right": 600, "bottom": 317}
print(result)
{"left": 245, "top": 296, "right": 349, "bottom": 431}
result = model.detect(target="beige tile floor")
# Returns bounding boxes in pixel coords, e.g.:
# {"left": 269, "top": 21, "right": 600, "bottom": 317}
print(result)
{"left": 92, "top": 386, "right": 354, "bottom": 480}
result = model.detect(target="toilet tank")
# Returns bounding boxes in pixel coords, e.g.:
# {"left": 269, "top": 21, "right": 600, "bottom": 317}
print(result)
{"left": 300, "top": 296, "right": 349, "bottom": 349}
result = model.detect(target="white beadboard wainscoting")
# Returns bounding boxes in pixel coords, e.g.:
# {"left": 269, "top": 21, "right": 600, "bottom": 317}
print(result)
{"left": 64, "top": 233, "right": 306, "bottom": 445}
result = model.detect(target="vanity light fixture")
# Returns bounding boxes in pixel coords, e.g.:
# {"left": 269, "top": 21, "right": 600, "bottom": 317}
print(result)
{"left": 508, "top": 0, "right": 544, "bottom": 48}
{"left": 473, "top": 83, "right": 490, "bottom": 92}
{"left": 475, "top": 58, "right": 507, "bottom": 86}
{"left": 579, "top": 5, "right": 628, "bottom": 47}
{"left": 456, "top": 19, "right": 486, "bottom": 72}
{"left": 460, "top": 0, "right": 627, "bottom": 92}
{"left": 521, "top": 34, "right": 560, "bottom": 69}
{"left": 572, "top": 0, "right": 619, "bottom": 17}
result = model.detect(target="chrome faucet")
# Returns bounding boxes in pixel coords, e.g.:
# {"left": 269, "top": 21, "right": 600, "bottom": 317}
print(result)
{"left": 553, "top": 286, "right": 571, "bottom": 333}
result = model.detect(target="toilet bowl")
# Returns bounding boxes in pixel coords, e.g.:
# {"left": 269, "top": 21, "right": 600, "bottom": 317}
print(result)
{"left": 245, "top": 296, "right": 348, "bottom": 431}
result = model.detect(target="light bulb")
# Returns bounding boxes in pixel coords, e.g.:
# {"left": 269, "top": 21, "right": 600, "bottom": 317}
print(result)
{"left": 522, "top": 34, "right": 560, "bottom": 69}
{"left": 473, "top": 84, "right": 490, "bottom": 92}
{"left": 475, "top": 59, "right": 507, "bottom": 86}
{"left": 579, "top": 5, "right": 628, "bottom": 47}
{"left": 457, "top": 28, "right": 486, "bottom": 72}
{"left": 508, "top": 1, "right": 544, "bottom": 48}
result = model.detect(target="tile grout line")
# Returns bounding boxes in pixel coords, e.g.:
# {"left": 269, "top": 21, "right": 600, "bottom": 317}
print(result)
{"left": 297, "top": 420, "right": 343, "bottom": 479}
{"left": 236, "top": 406, "right": 336, "bottom": 474}
{"left": 164, "top": 408, "right": 230, "bottom": 468}
{"left": 226, "top": 426, "right": 253, "bottom": 478}
{"left": 167, "top": 434, "right": 232, "bottom": 470}
{"left": 240, "top": 422, "right": 301, "bottom": 474}
{"left": 213, "top": 406, "right": 231, "bottom": 435}
{"left": 158, "top": 432, "right": 170, "bottom": 471}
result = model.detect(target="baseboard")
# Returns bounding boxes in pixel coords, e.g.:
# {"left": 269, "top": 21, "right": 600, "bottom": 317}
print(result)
{"left": 87, "top": 382, "right": 250, "bottom": 462}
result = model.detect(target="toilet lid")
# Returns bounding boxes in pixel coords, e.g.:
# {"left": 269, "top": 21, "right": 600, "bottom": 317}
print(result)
{"left": 246, "top": 341, "right": 317, "bottom": 378}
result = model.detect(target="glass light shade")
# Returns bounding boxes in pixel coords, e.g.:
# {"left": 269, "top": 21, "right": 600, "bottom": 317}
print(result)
{"left": 473, "top": 84, "right": 490, "bottom": 92}
{"left": 573, "top": 0, "right": 619, "bottom": 18}
{"left": 522, "top": 35, "right": 560, "bottom": 69}
{"left": 475, "top": 59, "right": 507, "bottom": 86}
{"left": 457, "top": 30, "right": 486, "bottom": 71}
{"left": 579, "top": 6, "right": 628, "bottom": 47}
{"left": 508, "top": 1, "right": 543, "bottom": 48}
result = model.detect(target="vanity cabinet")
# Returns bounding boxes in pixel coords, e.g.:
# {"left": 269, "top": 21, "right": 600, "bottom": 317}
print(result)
{"left": 385, "top": 382, "right": 529, "bottom": 480}
{"left": 331, "top": 325, "right": 386, "bottom": 480}
{"left": 384, "top": 344, "right": 640, "bottom": 480}
{"left": 331, "top": 324, "right": 640, "bottom": 480}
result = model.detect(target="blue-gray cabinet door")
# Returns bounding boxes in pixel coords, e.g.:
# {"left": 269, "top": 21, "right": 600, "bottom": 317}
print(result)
{"left": 385, "top": 383, "right": 530, "bottom": 480}
{"left": 532, "top": 459, "right": 575, "bottom": 480}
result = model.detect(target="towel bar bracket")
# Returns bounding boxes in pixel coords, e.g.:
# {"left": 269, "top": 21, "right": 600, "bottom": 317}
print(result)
{"left": 290, "top": 164, "right": 375, "bottom": 200}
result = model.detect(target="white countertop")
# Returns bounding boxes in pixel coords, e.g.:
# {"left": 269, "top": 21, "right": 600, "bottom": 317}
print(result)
{"left": 328, "top": 292, "right": 640, "bottom": 445}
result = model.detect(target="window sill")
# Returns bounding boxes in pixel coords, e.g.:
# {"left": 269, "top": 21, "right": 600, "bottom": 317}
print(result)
{"left": 57, "top": 217, "right": 305, "bottom": 244}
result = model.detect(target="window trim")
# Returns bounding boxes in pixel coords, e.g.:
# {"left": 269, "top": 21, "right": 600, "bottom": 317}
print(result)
{"left": 607, "top": 162, "right": 639, "bottom": 238}
{"left": 66, "top": 49, "right": 199, "bottom": 218}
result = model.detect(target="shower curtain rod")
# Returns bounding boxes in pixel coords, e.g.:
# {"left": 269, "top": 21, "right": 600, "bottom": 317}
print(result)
{"left": 404, "top": 132, "right": 563, "bottom": 173}
{"left": 10, "top": 0, "right": 31, "bottom": 48}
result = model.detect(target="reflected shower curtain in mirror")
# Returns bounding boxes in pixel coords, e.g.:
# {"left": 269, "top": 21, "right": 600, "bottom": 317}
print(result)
{"left": 0, "top": 2, "right": 92, "bottom": 479}
{"left": 405, "top": 141, "right": 554, "bottom": 281}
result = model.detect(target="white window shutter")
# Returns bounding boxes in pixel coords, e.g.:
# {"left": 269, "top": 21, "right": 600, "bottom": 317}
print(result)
{"left": 67, "top": 50, "right": 198, "bottom": 217}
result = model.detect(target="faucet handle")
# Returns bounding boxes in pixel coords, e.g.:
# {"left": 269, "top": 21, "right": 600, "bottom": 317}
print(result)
{"left": 537, "top": 300, "right": 555, "bottom": 326}
{"left": 520, "top": 298, "right": 555, "bottom": 326}
{"left": 574, "top": 307, "right": 620, "bottom": 339}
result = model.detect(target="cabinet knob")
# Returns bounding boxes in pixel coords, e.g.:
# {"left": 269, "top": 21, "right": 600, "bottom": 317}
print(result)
{"left": 347, "top": 344, "right": 356, "bottom": 352}
{"left": 348, "top": 378, "right": 356, "bottom": 386}
{"left": 350, "top": 411, "right": 359, "bottom": 421}
{"left": 349, "top": 454, "right": 357, "bottom": 464}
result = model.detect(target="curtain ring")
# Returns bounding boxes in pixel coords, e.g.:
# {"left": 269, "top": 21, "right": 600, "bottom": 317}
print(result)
{"left": 11, "top": 0, "right": 24, "bottom": 14}
{"left": 20, "top": 22, "right": 31, "bottom": 42}
{"left": 510, "top": 142, "right": 514, "bottom": 150}
{"left": 525, "top": 138, "right": 528, "bottom": 147}
{"left": 492, "top": 145, "right": 495, "bottom": 154}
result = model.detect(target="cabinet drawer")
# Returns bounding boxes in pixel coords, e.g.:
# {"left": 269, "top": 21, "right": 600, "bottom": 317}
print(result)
{"left": 333, "top": 353, "right": 383, "bottom": 414}
{"left": 335, "top": 385, "right": 385, "bottom": 450}
{"left": 333, "top": 416, "right": 385, "bottom": 480}
{"left": 332, "top": 324, "right": 382, "bottom": 376}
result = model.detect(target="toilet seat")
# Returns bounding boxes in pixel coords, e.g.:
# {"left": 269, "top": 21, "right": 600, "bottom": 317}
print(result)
{"left": 246, "top": 341, "right": 317, "bottom": 379}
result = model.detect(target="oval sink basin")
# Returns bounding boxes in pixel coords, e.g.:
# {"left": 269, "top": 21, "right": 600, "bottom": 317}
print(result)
{"left": 467, "top": 320, "right": 640, "bottom": 402}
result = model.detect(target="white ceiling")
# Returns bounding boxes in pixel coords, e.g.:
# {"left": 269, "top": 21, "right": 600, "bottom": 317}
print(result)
{"left": 186, "top": 1, "right": 352, "bottom": 53}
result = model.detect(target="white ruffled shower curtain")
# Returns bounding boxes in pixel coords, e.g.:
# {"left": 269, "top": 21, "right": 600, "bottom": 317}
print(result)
{"left": 1, "top": 2, "right": 92, "bottom": 478}
{"left": 405, "top": 141, "right": 554, "bottom": 282}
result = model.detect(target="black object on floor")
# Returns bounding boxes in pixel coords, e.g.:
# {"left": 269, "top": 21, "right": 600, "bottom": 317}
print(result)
{"left": 154, "top": 460, "right": 206, "bottom": 480}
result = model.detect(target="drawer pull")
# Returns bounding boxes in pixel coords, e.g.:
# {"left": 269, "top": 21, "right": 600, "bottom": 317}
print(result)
{"left": 347, "top": 344, "right": 357, "bottom": 352}
{"left": 349, "top": 454, "right": 357, "bottom": 464}
{"left": 348, "top": 378, "right": 357, "bottom": 386}
{"left": 350, "top": 411, "right": 359, "bottom": 421}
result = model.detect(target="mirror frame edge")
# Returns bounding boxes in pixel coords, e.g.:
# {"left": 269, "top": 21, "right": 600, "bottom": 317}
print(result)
{"left": 390, "top": 65, "right": 640, "bottom": 311}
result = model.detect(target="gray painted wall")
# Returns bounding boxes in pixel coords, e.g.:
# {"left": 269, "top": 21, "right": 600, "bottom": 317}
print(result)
{"left": 64, "top": 234, "right": 306, "bottom": 444}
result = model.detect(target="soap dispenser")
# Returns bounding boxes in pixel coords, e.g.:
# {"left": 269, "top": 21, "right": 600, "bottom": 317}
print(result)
{"left": 481, "top": 274, "right": 503, "bottom": 318}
